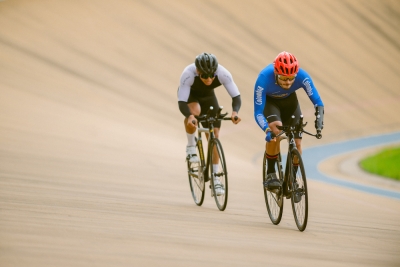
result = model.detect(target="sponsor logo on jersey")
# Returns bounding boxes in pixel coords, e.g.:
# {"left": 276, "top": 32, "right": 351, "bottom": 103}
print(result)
{"left": 256, "top": 114, "right": 266, "bottom": 128}
{"left": 302, "top": 78, "right": 313, "bottom": 96}
{"left": 255, "top": 86, "right": 264, "bottom": 105}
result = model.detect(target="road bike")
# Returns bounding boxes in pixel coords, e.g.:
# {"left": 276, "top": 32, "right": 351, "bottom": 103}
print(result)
{"left": 187, "top": 106, "right": 235, "bottom": 211}
{"left": 263, "top": 115, "right": 322, "bottom": 231}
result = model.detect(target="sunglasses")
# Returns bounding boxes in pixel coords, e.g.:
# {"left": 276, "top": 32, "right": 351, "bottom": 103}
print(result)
{"left": 277, "top": 75, "right": 296, "bottom": 81}
{"left": 200, "top": 73, "right": 216, "bottom": 79}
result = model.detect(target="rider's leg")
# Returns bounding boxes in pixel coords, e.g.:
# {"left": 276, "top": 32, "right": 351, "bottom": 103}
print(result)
{"left": 184, "top": 102, "right": 201, "bottom": 161}
{"left": 209, "top": 127, "right": 224, "bottom": 195}
{"left": 295, "top": 138, "right": 302, "bottom": 155}
{"left": 204, "top": 128, "right": 221, "bottom": 172}
{"left": 184, "top": 102, "right": 201, "bottom": 145}
{"left": 265, "top": 121, "right": 282, "bottom": 174}
{"left": 209, "top": 128, "right": 220, "bottom": 167}
{"left": 292, "top": 138, "right": 302, "bottom": 175}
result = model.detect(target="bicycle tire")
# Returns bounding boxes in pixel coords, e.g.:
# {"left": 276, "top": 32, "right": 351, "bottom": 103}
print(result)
{"left": 188, "top": 143, "right": 205, "bottom": 206}
{"left": 289, "top": 148, "right": 308, "bottom": 231}
{"left": 263, "top": 152, "right": 284, "bottom": 225}
{"left": 209, "top": 138, "right": 228, "bottom": 211}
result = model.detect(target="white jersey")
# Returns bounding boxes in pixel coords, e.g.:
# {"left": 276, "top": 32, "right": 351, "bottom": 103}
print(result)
{"left": 177, "top": 63, "right": 240, "bottom": 102}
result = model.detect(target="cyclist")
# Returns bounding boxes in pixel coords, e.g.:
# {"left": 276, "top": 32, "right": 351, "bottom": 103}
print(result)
{"left": 178, "top": 52, "right": 242, "bottom": 196}
{"left": 253, "top": 51, "right": 324, "bottom": 191}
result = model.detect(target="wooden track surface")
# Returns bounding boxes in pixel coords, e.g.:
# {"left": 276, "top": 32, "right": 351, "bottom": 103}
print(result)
{"left": 1, "top": 1, "right": 400, "bottom": 266}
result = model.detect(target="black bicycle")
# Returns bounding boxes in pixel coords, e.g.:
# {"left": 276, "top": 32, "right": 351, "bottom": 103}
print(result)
{"left": 187, "top": 106, "right": 234, "bottom": 211}
{"left": 263, "top": 115, "right": 322, "bottom": 231}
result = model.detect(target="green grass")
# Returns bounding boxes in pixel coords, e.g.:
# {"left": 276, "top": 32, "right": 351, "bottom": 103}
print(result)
{"left": 359, "top": 146, "right": 400, "bottom": 181}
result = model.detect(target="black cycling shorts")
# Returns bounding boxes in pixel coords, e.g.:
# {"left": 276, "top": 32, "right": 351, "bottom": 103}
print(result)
{"left": 188, "top": 90, "right": 221, "bottom": 128}
{"left": 263, "top": 92, "right": 302, "bottom": 139}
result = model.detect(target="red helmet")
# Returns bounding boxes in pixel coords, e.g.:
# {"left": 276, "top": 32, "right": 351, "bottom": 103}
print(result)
{"left": 273, "top": 51, "right": 299, "bottom": 76}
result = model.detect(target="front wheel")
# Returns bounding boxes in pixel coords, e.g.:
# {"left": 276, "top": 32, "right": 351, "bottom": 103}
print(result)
{"left": 209, "top": 138, "right": 228, "bottom": 211}
{"left": 289, "top": 148, "right": 308, "bottom": 231}
{"left": 263, "top": 152, "right": 284, "bottom": 225}
{"left": 188, "top": 143, "right": 205, "bottom": 206}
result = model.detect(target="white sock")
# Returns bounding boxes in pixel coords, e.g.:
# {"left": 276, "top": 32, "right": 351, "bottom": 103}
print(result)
{"left": 213, "top": 164, "right": 219, "bottom": 174}
{"left": 186, "top": 132, "right": 196, "bottom": 147}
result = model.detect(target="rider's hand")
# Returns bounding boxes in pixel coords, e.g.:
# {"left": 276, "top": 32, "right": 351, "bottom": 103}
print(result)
{"left": 231, "top": 111, "right": 241, "bottom": 124}
{"left": 187, "top": 115, "right": 197, "bottom": 127}
{"left": 265, "top": 130, "right": 276, "bottom": 142}
{"left": 265, "top": 131, "right": 272, "bottom": 142}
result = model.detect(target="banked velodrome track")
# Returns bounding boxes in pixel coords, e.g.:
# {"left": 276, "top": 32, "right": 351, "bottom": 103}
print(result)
{"left": 1, "top": 1, "right": 400, "bottom": 266}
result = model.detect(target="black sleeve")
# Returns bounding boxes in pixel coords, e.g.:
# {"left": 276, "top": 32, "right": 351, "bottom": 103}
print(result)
{"left": 314, "top": 106, "right": 324, "bottom": 130}
{"left": 178, "top": 101, "right": 192, "bottom": 118}
{"left": 232, "top": 95, "right": 241, "bottom": 112}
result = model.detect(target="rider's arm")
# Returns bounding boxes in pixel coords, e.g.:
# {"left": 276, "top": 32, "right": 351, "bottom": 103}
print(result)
{"left": 217, "top": 65, "right": 241, "bottom": 100}
{"left": 178, "top": 101, "right": 191, "bottom": 117}
{"left": 216, "top": 65, "right": 242, "bottom": 120}
{"left": 232, "top": 95, "right": 241, "bottom": 112}
{"left": 177, "top": 65, "right": 196, "bottom": 118}
{"left": 254, "top": 74, "right": 269, "bottom": 132}
{"left": 315, "top": 106, "right": 324, "bottom": 130}
{"left": 298, "top": 69, "right": 324, "bottom": 130}
{"left": 299, "top": 69, "right": 324, "bottom": 107}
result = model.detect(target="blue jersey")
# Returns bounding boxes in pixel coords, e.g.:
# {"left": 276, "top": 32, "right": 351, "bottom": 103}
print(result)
{"left": 254, "top": 64, "right": 324, "bottom": 132}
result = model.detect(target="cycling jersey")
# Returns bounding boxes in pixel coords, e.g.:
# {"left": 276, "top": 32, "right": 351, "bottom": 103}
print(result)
{"left": 178, "top": 63, "right": 240, "bottom": 101}
{"left": 254, "top": 63, "right": 324, "bottom": 132}
{"left": 178, "top": 63, "right": 241, "bottom": 118}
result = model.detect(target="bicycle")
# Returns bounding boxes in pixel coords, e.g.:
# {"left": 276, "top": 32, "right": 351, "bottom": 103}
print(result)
{"left": 187, "top": 106, "right": 235, "bottom": 211}
{"left": 263, "top": 115, "right": 322, "bottom": 231}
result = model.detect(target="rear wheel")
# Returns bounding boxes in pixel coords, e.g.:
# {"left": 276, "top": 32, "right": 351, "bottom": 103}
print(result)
{"left": 188, "top": 143, "right": 205, "bottom": 206}
{"left": 289, "top": 148, "right": 308, "bottom": 231}
{"left": 263, "top": 152, "right": 284, "bottom": 225}
{"left": 209, "top": 138, "right": 228, "bottom": 211}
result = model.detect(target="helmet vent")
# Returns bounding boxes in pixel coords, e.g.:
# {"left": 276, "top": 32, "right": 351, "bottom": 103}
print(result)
{"left": 273, "top": 51, "right": 299, "bottom": 76}
{"left": 195, "top": 52, "right": 218, "bottom": 74}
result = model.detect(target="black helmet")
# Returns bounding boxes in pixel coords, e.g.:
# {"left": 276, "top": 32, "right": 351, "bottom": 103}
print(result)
{"left": 195, "top": 53, "right": 218, "bottom": 74}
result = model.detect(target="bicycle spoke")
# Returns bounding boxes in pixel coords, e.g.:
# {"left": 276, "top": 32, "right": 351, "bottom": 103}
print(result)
{"left": 210, "top": 139, "right": 228, "bottom": 211}
{"left": 188, "top": 145, "right": 205, "bottom": 206}
{"left": 290, "top": 149, "right": 308, "bottom": 231}
{"left": 263, "top": 152, "right": 284, "bottom": 225}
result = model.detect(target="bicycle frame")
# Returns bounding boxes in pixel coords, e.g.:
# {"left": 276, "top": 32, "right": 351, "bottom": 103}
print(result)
{"left": 195, "top": 107, "right": 227, "bottom": 181}
{"left": 281, "top": 130, "right": 299, "bottom": 197}
{"left": 187, "top": 105, "right": 234, "bottom": 211}
{"left": 264, "top": 114, "right": 321, "bottom": 231}
{"left": 276, "top": 115, "right": 320, "bottom": 196}
{"left": 196, "top": 126, "right": 213, "bottom": 181}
